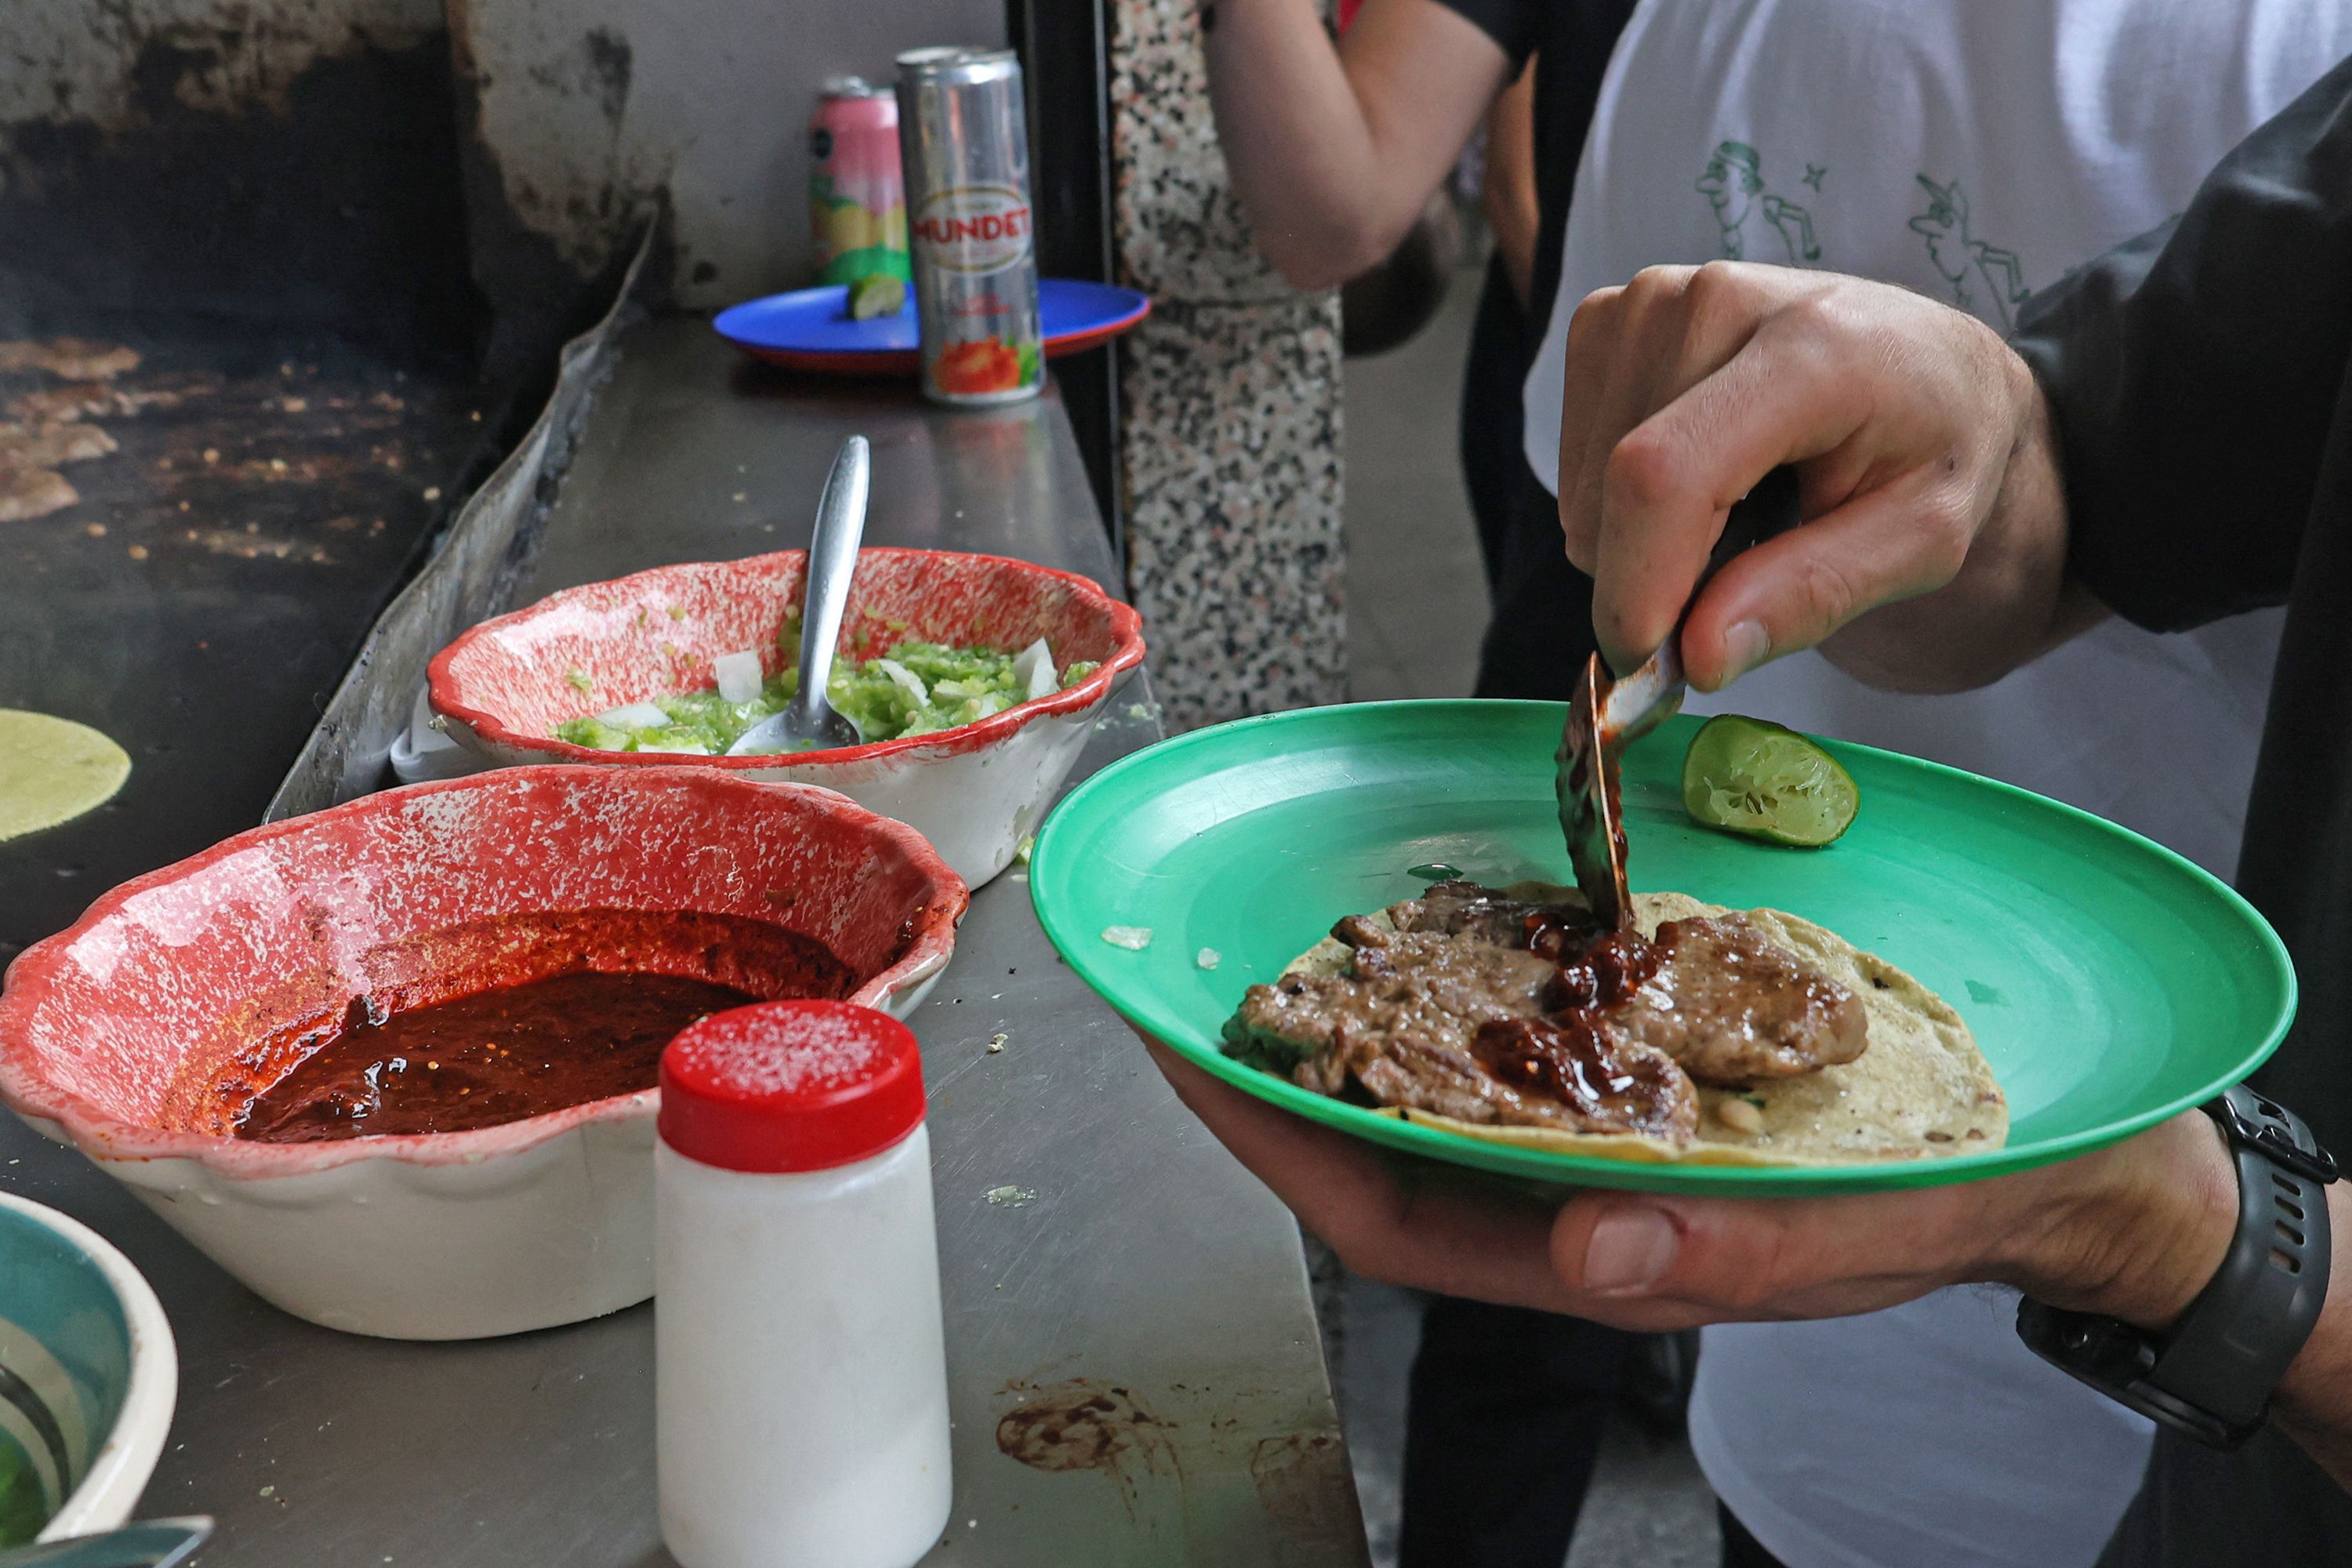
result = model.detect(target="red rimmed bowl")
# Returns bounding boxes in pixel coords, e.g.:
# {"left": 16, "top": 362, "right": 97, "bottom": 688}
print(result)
{"left": 0, "top": 767, "right": 967, "bottom": 1341}
{"left": 426, "top": 548, "right": 1146, "bottom": 889}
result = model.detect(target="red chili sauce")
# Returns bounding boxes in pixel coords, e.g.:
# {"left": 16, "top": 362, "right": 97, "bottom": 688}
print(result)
{"left": 230, "top": 909, "right": 858, "bottom": 1143}
{"left": 1466, "top": 909, "right": 1683, "bottom": 1136}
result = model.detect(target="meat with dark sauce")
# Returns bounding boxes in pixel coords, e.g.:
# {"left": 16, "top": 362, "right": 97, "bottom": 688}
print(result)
{"left": 1226, "top": 880, "right": 1867, "bottom": 1139}
{"left": 1230, "top": 894, "right": 1699, "bottom": 1143}
{"left": 1610, "top": 914, "right": 1868, "bottom": 1084}
{"left": 1470, "top": 1016, "right": 1697, "bottom": 1137}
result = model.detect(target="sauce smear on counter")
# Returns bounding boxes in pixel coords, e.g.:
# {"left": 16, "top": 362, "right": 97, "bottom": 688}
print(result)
{"left": 235, "top": 971, "right": 756, "bottom": 1143}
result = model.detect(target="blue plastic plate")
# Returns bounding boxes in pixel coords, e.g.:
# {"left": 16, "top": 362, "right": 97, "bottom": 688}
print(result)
{"left": 713, "top": 278, "right": 1151, "bottom": 374}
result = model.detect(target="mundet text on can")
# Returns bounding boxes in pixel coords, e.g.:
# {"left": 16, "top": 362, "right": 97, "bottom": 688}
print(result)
{"left": 895, "top": 48, "right": 1044, "bottom": 405}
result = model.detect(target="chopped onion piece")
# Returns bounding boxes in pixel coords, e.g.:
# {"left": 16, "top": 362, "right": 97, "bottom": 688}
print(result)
{"left": 1100, "top": 924, "right": 1153, "bottom": 951}
{"left": 872, "top": 657, "right": 928, "bottom": 704}
{"left": 639, "top": 739, "right": 710, "bottom": 756}
{"left": 1196, "top": 947, "right": 1221, "bottom": 971}
{"left": 597, "top": 702, "right": 671, "bottom": 729}
{"left": 1013, "top": 637, "right": 1057, "bottom": 701}
{"left": 713, "top": 649, "right": 763, "bottom": 705}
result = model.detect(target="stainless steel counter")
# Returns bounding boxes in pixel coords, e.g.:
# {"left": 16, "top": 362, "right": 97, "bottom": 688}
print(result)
{"left": 0, "top": 321, "right": 1367, "bottom": 1566}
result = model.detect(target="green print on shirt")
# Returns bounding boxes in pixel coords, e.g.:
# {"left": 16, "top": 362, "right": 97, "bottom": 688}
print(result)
{"left": 1697, "top": 142, "right": 1822, "bottom": 265}
{"left": 1909, "top": 175, "right": 2030, "bottom": 328}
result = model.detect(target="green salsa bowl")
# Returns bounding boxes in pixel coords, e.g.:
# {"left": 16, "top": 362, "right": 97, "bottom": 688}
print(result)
{"left": 1029, "top": 701, "right": 2296, "bottom": 1196}
{"left": 0, "top": 1192, "right": 177, "bottom": 1545}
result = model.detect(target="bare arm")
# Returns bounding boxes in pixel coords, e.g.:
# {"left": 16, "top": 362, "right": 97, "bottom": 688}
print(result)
{"left": 1481, "top": 57, "right": 1540, "bottom": 307}
{"left": 1203, "top": 0, "right": 1511, "bottom": 290}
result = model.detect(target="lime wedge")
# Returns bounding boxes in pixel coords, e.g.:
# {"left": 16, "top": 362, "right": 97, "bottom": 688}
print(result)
{"left": 848, "top": 274, "right": 906, "bottom": 320}
{"left": 1681, "top": 714, "right": 1858, "bottom": 847}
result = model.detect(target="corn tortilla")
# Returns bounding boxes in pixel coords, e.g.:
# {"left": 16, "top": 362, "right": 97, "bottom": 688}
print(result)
{"left": 0, "top": 710, "right": 131, "bottom": 842}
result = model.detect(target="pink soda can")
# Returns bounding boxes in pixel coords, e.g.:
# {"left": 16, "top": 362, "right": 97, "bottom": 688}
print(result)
{"left": 808, "top": 77, "right": 909, "bottom": 287}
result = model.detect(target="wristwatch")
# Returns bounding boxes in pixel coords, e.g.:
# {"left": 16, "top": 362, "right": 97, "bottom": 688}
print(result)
{"left": 2018, "top": 1084, "right": 2337, "bottom": 1449}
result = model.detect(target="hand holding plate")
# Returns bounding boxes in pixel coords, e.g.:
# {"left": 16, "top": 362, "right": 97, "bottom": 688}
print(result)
{"left": 1148, "top": 1020, "right": 2233, "bottom": 1330}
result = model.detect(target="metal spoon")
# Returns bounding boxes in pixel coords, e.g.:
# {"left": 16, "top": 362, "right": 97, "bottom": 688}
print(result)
{"left": 726, "top": 435, "right": 869, "bottom": 756}
{"left": 0, "top": 1516, "right": 212, "bottom": 1568}
{"left": 1557, "top": 466, "right": 1802, "bottom": 929}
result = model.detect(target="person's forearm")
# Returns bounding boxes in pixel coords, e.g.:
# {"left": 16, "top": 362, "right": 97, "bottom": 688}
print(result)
{"left": 1203, "top": 0, "right": 1504, "bottom": 289}
{"left": 2269, "top": 1184, "right": 2352, "bottom": 1489}
{"left": 2002, "top": 1114, "right": 2352, "bottom": 1491}
{"left": 1480, "top": 59, "right": 1539, "bottom": 307}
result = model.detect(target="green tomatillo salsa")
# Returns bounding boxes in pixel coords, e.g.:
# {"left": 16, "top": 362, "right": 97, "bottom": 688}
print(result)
{"left": 556, "top": 634, "right": 1101, "bottom": 756}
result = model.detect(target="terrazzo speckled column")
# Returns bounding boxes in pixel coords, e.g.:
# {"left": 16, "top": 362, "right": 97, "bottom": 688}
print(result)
{"left": 1109, "top": 0, "right": 1347, "bottom": 731}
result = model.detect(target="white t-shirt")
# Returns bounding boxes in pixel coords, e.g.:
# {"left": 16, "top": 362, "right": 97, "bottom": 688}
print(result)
{"left": 1512, "top": 4, "right": 2352, "bottom": 1566}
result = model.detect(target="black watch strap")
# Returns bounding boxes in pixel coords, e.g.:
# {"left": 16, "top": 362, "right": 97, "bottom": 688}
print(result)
{"left": 2017, "top": 1084, "right": 2336, "bottom": 1449}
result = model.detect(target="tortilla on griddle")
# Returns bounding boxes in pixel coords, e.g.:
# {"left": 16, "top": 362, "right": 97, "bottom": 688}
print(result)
{"left": 0, "top": 710, "right": 131, "bottom": 842}
{"left": 1252, "top": 883, "right": 2005, "bottom": 1167}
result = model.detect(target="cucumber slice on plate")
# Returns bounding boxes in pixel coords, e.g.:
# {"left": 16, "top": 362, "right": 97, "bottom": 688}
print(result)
{"left": 847, "top": 274, "right": 906, "bottom": 321}
{"left": 1681, "top": 714, "right": 1859, "bottom": 847}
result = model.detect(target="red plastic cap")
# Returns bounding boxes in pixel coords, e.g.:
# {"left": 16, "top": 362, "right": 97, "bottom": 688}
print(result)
{"left": 659, "top": 1000, "right": 925, "bottom": 1173}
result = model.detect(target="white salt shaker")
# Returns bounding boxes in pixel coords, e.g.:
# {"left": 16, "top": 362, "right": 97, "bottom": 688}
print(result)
{"left": 656, "top": 1000, "right": 952, "bottom": 1568}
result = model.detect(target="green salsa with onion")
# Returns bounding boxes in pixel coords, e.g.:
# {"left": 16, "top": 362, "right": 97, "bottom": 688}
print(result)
{"left": 556, "top": 640, "right": 1102, "bottom": 756}
{"left": 0, "top": 1439, "right": 43, "bottom": 1548}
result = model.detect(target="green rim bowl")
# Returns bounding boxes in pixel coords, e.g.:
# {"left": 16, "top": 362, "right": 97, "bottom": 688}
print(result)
{"left": 1030, "top": 701, "right": 2296, "bottom": 1196}
{"left": 0, "top": 1192, "right": 177, "bottom": 1546}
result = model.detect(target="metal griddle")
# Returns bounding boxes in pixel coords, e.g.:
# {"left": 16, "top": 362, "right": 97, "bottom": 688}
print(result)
{"left": 0, "top": 326, "right": 505, "bottom": 960}
{"left": 0, "top": 25, "right": 546, "bottom": 963}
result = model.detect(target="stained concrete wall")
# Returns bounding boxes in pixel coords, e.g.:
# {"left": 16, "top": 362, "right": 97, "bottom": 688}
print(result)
{"left": 448, "top": 0, "right": 1005, "bottom": 313}
{"left": 4, "top": 0, "right": 1005, "bottom": 328}
{"left": 0, "top": 0, "right": 441, "bottom": 127}
{"left": 0, "top": 0, "right": 478, "bottom": 357}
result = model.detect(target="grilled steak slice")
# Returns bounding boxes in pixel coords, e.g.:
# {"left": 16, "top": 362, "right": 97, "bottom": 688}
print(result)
{"left": 0, "top": 420, "right": 116, "bottom": 468}
{"left": 1388, "top": 878, "right": 1571, "bottom": 945}
{"left": 0, "top": 339, "right": 141, "bottom": 380}
{"left": 1613, "top": 914, "right": 1868, "bottom": 1085}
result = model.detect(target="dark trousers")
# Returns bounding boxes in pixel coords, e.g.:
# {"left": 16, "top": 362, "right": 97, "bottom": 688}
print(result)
{"left": 1472, "top": 464, "right": 1595, "bottom": 701}
{"left": 1457, "top": 252, "right": 1600, "bottom": 704}
{"left": 1719, "top": 1504, "right": 1791, "bottom": 1568}
{"left": 1396, "top": 259, "right": 1625, "bottom": 1568}
{"left": 1398, "top": 1297, "right": 1638, "bottom": 1568}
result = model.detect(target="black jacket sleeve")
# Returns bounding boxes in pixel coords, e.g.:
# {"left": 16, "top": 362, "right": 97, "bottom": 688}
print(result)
{"left": 2010, "top": 53, "right": 2352, "bottom": 633}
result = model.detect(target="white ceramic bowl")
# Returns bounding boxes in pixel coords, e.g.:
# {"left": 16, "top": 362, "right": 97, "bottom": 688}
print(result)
{"left": 0, "top": 1192, "right": 176, "bottom": 1543}
{"left": 0, "top": 767, "right": 967, "bottom": 1341}
{"left": 424, "top": 548, "right": 1146, "bottom": 889}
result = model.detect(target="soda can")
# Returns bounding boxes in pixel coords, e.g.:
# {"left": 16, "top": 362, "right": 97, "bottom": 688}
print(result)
{"left": 808, "top": 77, "right": 909, "bottom": 288}
{"left": 895, "top": 47, "right": 1044, "bottom": 405}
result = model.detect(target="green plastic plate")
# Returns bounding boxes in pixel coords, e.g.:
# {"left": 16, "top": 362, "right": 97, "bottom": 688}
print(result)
{"left": 1030, "top": 701, "right": 2296, "bottom": 1195}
